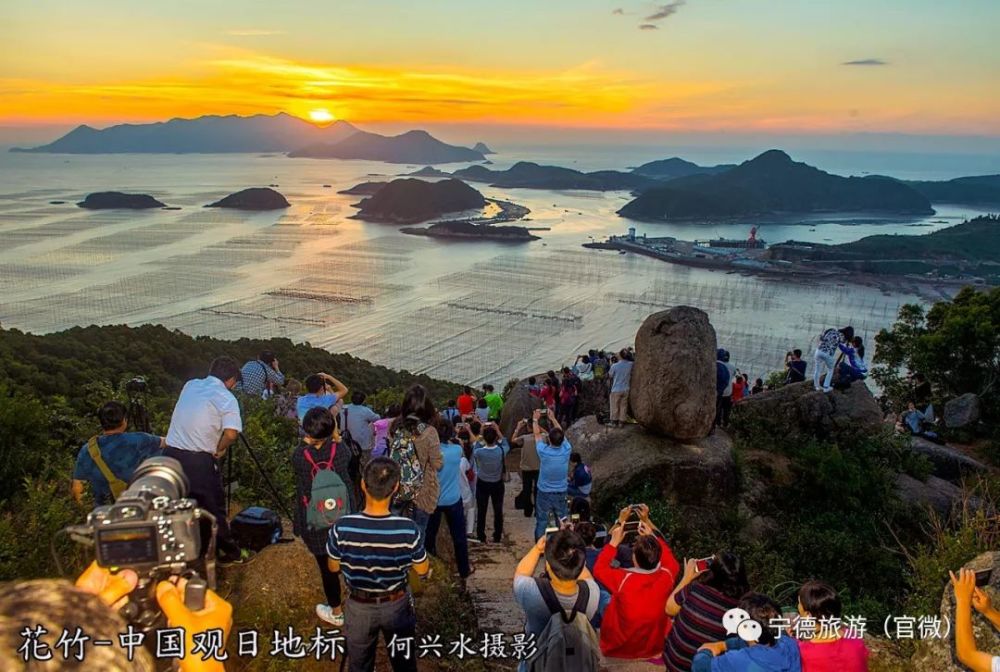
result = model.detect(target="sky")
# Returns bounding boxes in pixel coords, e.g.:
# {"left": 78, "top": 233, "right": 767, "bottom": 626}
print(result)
{"left": 2, "top": 0, "right": 999, "bottom": 148}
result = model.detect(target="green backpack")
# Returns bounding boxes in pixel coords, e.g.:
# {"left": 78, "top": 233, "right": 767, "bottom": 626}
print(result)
{"left": 303, "top": 443, "right": 350, "bottom": 531}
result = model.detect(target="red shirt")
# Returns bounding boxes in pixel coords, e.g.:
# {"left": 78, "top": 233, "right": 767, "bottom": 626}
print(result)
{"left": 732, "top": 379, "right": 746, "bottom": 402}
{"left": 798, "top": 635, "right": 869, "bottom": 672}
{"left": 456, "top": 394, "right": 476, "bottom": 417}
{"left": 594, "top": 536, "right": 680, "bottom": 659}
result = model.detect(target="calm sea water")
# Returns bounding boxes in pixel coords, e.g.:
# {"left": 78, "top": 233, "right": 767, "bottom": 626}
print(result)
{"left": 0, "top": 147, "right": 993, "bottom": 385}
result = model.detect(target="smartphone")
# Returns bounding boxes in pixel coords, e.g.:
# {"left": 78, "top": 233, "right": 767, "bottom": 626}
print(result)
{"left": 695, "top": 556, "right": 715, "bottom": 572}
{"left": 545, "top": 525, "right": 560, "bottom": 539}
{"left": 570, "top": 514, "right": 580, "bottom": 523}
{"left": 976, "top": 569, "right": 993, "bottom": 587}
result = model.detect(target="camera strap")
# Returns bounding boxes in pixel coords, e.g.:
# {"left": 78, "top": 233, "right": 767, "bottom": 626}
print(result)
{"left": 86, "top": 435, "right": 128, "bottom": 499}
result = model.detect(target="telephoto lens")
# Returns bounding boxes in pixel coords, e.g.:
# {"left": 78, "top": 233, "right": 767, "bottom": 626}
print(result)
{"left": 120, "top": 456, "right": 189, "bottom": 502}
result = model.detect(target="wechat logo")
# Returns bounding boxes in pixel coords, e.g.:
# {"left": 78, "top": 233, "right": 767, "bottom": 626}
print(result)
{"left": 723, "top": 608, "right": 762, "bottom": 643}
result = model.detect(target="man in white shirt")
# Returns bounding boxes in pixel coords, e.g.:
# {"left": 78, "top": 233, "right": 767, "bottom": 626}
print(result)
{"left": 165, "top": 356, "right": 245, "bottom": 564}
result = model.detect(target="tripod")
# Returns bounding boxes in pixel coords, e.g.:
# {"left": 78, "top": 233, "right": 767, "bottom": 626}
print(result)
{"left": 126, "top": 393, "right": 151, "bottom": 434}
{"left": 223, "top": 432, "right": 293, "bottom": 520}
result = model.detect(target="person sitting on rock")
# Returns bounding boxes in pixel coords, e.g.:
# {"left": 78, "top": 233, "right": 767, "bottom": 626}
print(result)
{"left": 692, "top": 592, "right": 801, "bottom": 672}
{"left": 664, "top": 551, "right": 750, "bottom": 672}
{"left": 574, "top": 353, "right": 594, "bottom": 381}
{"left": 900, "top": 372, "right": 936, "bottom": 435}
{"left": 751, "top": 377, "right": 765, "bottom": 395}
{"left": 950, "top": 567, "right": 1000, "bottom": 672}
{"left": 814, "top": 327, "right": 852, "bottom": 393}
{"left": 794, "top": 580, "right": 869, "bottom": 672}
{"left": 835, "top": 336, "right": 868, "bottom": 388}
{"left": 785, "top": 349, "right": 807, "bottom": 384}
{"left": 567, "top": 451, "right": 593, "bottom": 499}
{"left": 596, "top": 504, "right": 680, "bottom": 660}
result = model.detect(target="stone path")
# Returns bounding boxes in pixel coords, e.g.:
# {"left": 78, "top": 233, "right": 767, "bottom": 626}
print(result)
{"left": 465, "top": 469, "right": 663, "bottom": 671}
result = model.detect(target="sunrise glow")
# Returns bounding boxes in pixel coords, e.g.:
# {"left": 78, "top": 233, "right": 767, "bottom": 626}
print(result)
{"left": 308, "top": 108, "right": 335, "bottom": 124}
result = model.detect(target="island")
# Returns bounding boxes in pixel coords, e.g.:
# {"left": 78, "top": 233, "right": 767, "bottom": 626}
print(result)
{"left": 350, "top": 178, "right": 487, "bottom": 223}
{"left": 205, "top": 187, "right": 290, "bottom": 210}
{"left": 473, "top": 142, "right": 496, "bottom": 155}
{"left": 77, "top": 192, "right": 167, "bottom": 209}
{"left": 618, "top": 150, "right": 934, "bottom": 221}
{"left": 401, "top": 221, "right": 538, "bottom": 242}
{"left": 14, "top": 113, "right": 358, "bottom": 154}
{"left": 768, "top": 215, "right": 1000, "bottom": 284}
{"left": 879, "top": 174, "right": 1000, "bottom": 205}
{"left": 338, "top": 181, "right": 388, "bottom": 195}
{"left": 402, "top": 166, "right": 452, "bottom": 178}
{"left": 630, "top": 157, "right": 735, "bottom": 180}
{"left": 452, "top": 161, "right": 655, "bottom": 191}
{"left": 289, "top": 129, "right": 485, "bottom": 164}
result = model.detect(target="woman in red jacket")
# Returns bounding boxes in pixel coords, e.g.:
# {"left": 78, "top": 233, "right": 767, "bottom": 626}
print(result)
{"left": 594, "top": 504, "right": 680, "bottom": 659}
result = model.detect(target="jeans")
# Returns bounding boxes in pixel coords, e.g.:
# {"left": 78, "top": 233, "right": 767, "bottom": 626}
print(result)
{"left": 425, "top": 499, "right": 471, "bottom": 577}
{"left": 475, "top": 480, "right": 505, "bottom": 542}
{"left": 567, "top": 484, "right": 591, "bottom": 500}
{"left": 814, "top": 349, "right": 835, "bottom": 390}
{"left": 313, "top": 554, "right": 342, "bottom": 608}
{"left": 519, "top": 470, "right": 538, "bottom": 517}
{"left": 905, "top": 404, "right": 935, "bottom": 434}
{"left": 343, "top": 594, "right": 417, "bottom": 672}
{"left": 838, "top": 362, "right": 866, "bottom": 384}
{"left": 534, "top": 490, "right": 568, "bottom": 540}
{"left": 609, "top": 391, "right": 629, "bottom": 423}
{"left": 164, "top": 447, "right": 235, "bottom": 555}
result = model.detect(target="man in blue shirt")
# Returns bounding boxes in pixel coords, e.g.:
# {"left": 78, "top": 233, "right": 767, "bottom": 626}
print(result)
{"left": 340, "top": 391, "right": 380, "bottom": 455}
{"left": 296, "top": 372, "right": 349, "bottom": 424}
{"left": 236, "top": 350, "right": 285, "bottom": 398}
{"left": 531, "top": 408, "right": 572, "bottom": 540}
{"left": 72, "top": 401, "right": 165, "bottom": 505}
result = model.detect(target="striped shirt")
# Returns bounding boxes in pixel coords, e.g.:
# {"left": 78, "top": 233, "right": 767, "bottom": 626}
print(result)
{"left": 326, "top": 513, "right": 426, "bottom": 593}
{"left": 663, "top": 582, "right": 740, "bottom": 672}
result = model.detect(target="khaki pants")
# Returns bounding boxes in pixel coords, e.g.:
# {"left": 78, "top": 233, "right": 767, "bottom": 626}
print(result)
{"left": 609, "top": 391, "right": 629, "bottom": 422}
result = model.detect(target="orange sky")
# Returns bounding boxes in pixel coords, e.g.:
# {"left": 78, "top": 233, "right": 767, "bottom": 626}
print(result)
{"left": 2, "top": 1, "right": 999, "bottom": 136}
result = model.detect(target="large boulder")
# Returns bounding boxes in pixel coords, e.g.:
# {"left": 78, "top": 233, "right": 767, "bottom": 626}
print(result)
{"left": 566, "top": 415, "right": 736, "bottom": 516}
{"left": 911, "top": 551, "right": 1000, "bottom": 671}
{"left": 944, "top": 393, "right": 981, "bottom": 430}
{"left": 910, "top": 436, "right": 988, "bottom": 482}
{"left": 895, "top": 473, "right": 965, "bottom": 516}
{"left": 499, "top": 380, "right": 544, "bottom": 439}
{"left": 629, "top": 306, "right": 717, "bottom": 440}
{"left": 732, "top": 380, "right": 882, "bottom": 440}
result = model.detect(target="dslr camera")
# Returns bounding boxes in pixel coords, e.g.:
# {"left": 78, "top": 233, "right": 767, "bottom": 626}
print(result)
{"left": 67, "top": 457, "right": 216, "bottom": 631}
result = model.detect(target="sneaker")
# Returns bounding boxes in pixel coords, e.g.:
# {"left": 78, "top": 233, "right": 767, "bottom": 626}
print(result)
{"left": 822, "top": 387, "right": 833, "bottom": 393}
{"left": 466, "top": 536, "right": 482, "bottom": 545}
{"left": 316, "top": 604, "right": 345, "bottom": 627}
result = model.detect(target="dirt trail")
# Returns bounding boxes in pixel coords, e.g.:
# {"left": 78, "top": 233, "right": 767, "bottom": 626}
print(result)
{"left": 466, "top": 467, "right": 662, "bottom": 671}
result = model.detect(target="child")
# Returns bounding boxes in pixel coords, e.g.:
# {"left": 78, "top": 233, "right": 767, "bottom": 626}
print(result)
{"left": 475, "top": 397, "right": 490, "bottom": 424}
{"left": 691, "top": 592, "right": 801, "bottom": 672}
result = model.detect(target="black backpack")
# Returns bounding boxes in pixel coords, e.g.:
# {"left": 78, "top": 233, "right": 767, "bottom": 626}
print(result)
{"left": 231, "top": 507, "right": 283, "bottom": 551}
{"left": 340, "top": 408, "right": 364, "bottom": 504}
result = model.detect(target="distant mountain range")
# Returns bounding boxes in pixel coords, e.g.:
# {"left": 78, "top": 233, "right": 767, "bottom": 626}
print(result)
{"left": 350, "top": 178, "right": 486, "bottom": 223}
{"left": 631, "top": 157, "right": 735, "bottom": 180}
{"left": 453, "top": 161, "right": 654, "bottom": 191}
{"left": 289, "top": 129, "right": 485, "bottom": 164}
{"left": 619, "top": 150, "right": 935, "bottom": 220}
{"left": 12, "top": 113, "right": 358, "bottom": 154}
{"left": 11, "top": 113, "right": 487, "bottom": 165}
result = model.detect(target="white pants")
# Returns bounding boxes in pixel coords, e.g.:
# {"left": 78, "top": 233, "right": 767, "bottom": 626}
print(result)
{"left": 464, "top": 499, "right": 476, "bottom": 536}
{"left": 814, "top": 349, "right": 835, "bottom": 390}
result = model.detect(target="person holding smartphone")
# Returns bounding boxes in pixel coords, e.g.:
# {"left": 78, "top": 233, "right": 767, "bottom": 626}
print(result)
{"left": 951, "top": 568, "right": 1000, "bottom": 672}
{"left": 532, "top": 408, "right": 571, "bottom": 540}
{"left": 594, "top": 503, "right": 681, "bottom": 660}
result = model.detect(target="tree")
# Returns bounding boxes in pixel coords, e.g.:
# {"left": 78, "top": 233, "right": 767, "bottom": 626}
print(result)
{"left": 872, "top": 286, "right": 1000, "bottom": 415}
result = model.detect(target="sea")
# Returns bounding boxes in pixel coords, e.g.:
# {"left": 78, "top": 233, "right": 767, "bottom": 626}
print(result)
{"left": 0, "top": 144, "right": 995, "bottom": 386}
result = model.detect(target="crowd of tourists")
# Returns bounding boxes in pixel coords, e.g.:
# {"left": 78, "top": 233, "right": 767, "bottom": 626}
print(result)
{"left": 40, "top": 333, "right": 992, "bottom": 672}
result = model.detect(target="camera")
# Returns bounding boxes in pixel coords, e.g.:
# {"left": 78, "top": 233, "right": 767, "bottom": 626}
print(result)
{"left": 125, "top": 376, "right": 148, "bottom": 394}
{"left": 68, "top": 457, "right": 215, "bottom": 631}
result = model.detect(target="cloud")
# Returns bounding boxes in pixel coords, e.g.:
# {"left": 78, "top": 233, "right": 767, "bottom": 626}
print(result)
{"left": 645, "top": 1, "right": 685, "bottom": 22}
{"left": 841, "top": 58, "right": 888, "bottom": 66}
{"left": 612, "top": 8, "right": 625, "bottom": 14}
{"left": 638, "top": 24, "right": 659, "bottom": 30}
{"left": 225, "top": 29, "right": 285, "bottom": 37}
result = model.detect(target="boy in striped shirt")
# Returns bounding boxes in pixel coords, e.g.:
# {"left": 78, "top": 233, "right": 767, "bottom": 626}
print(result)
{"left": 327, "top": 457, "right": 430, "bottom": 672}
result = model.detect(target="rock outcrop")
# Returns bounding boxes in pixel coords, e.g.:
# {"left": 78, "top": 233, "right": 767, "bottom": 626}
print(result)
{"left": 206, "top": 187, "right": 290, "bottom": 210}
{"left": 77, "top": 191, "right": 166, "bottom": 209}
{"left": 895, "top": 473, "right": 966, "bottom": 516}
{"left": 566, "top": 415, "right": 736, "bottom": 516}
{"left": 733, "top": 380, "right": 882, "bottom": 440}
{"left": 911, "top": 551, "right": 1000, "bottom": 671}
{"left": 499, "top": 380, "right": 545, "bottom": 439}
{"left": 944, "top": 393, "right": 981, "bottom": 429}
{"left": 910, "top": 436, "right": 988, "bottom": 481}
{"left": 629, "top": 307, "right": 717, "bottom": 440}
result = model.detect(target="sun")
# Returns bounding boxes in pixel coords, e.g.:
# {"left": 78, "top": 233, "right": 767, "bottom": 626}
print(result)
{"left": 308, "top": 108, "right": 335, "bottom": 124}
